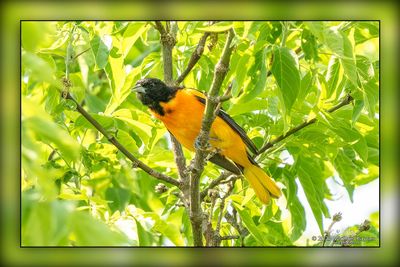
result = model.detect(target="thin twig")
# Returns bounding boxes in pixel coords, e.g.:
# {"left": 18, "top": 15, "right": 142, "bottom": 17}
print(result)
{"left": 322, "top": 212, "right": 343, "bottom": 246}
{"left": 176, "top": 32, "right": 210, "bottom": 84}
{"left": 224, "top": 206, "right": 249, "bottom": 246}
{"left": 64, "top": 93, "right": 180, "bottom": 187}
{"left": 214, "top": 82, "right": 233, "bottom": 117}
{"left": 256, "top": 94, "right": 354, "bottom": 156}
{"left": 200, "top": 172, "right": 232, "bottom": 200}
{"left": 215, "top": 180, "right": 235, "bottom": 234}
{"left": 208, "top": 190, "right": 218, "bottom": 222}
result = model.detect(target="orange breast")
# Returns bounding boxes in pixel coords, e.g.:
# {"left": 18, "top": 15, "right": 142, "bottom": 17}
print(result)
{"left": 151, "top": 89, "right": 251, "bottom": 167}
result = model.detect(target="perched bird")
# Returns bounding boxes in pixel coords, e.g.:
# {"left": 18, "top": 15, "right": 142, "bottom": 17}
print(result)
{"left": 132, "top": 78, "right": 281, "bottom": 204}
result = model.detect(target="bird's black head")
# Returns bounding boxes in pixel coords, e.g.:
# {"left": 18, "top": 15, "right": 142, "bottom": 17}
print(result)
{"left": 132, "top": 78, "right": 177, "bottom": 115}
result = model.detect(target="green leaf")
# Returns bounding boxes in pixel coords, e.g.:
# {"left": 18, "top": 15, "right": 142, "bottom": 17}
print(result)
{"left": 263, "top": 221, "right": 293, "bottom": 246}
{"left": 354, "top": 22, "right": 379, "bottom": 44}
{"left": 325, "top": 56, "right": 341, "bottom": 98}
{"left": 104, "top": 43, "right": 129, "bottom": 115}
{"left": 301, "top": 28, "right": 318, "bottom": 61}
{"left": 233, "top": 53, "right": 251, "bottom": 97}
{"left": 306, "top": 23, "right": 357, "bottom": 87}
{"left": 116, "top": 130, "right": 139, "bottom": 154}
{"left": 284, "top": 169, "right": 306, "bottom": 241}
{"left": 58, "top": 193, "right": 88, "bottom": 201}
{"left": 228, "top": 99, "right": 269, "bottom": 116}
{"left": 356, "top": 55, "right": 375, "bottom": 82}
{"left": 367, "top": 147, "right": 379, "bottom": 166}
{"left": 297, "top": 71, "right": 313, "bottom": 103}
{"left": 339, "top": 32, "right": 357, "bottom": 87}
{"left": 352, "top": 99, "right": 364, "bottom": 125}
{"left": 112, "top": 109, "right": 153, "bottom": 144}
{"left": 22, "top": 51, "right": 61, "bottom": 87}
{"left": 363, "top": 77, "right": 379, "bottom": 119}
{"left": 45, "top": 86, "right": 60, "bottom": 114}
{"left": 22, "top": 98, "right": 80, "bottom": 162}
{"left": 90, "top": 35, "right": 110, "bottom": 69}
{"left": 334, "top": 149, "right": 357, "bottom": 201}
{"left": 62, "top": 99, "right": 77, "bottom": 111}
{"left": 75, "top": 113, "right": 116, "bottom": 131}
{"left": 327, "top": 119, "right": 368, "bottom": 164}
{"left": 135, "top": 218, "right": 155, "bottom": 246}
{"left": 71, "top": 211, "right": 130, "bottom": 246}
{"left": 232, "top": 202, "right": 268, "bottom": 245}
{"left": 152, "top": 215, "right": 184, "bottom": 246}
{"left": 69, "top": 72, "right": 86, "bottom": 104}
{"left": 105, "top": 186, "right": 131, "bottom": 212}
{"left": 21, "top": 22, "right": 57, "bottom": 52}
{"left": 259, "top": 203, "right": 274, "bottom": 224}
{"left": 271, "top": 46, "right": 300, "bottom": 112}
{"left": 122, "top": 23, "right": 148, "bottom": 58}
{"left": 22, "top": 196, "right": 72, "bottom": 246}
{"left": 85, "top": 93, "right": 107, "bottom": 113}
{"left": 354, "top": 165, "right": 379, "bottom": 186}
{"left": 324, "top": 28, "right": 345, "bottom": 55}
{"left": 238, "top": 49, "right": 268, "bottom": 103}
{"left": 105, "top": 67, "right": 139, "bottom": 115}
{"left": 295, "top": 155, "right": 327, "bottom": 235}
{"left": 305, "top": 22, "right": 325, "bottom": 41}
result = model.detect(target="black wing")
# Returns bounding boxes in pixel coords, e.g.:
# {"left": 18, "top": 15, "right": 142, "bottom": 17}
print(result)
{"left": 194, "top": 95, "right": 259, "bottom": 155}
{"left": 209, "top": 153, "right": 243, "bottom": 175}
{"left": 168, "top": 129, "right": 243, "bottom": 174}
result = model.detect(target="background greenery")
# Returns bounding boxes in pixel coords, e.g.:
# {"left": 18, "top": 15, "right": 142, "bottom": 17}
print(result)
{"left": 1, "top": 1, "right": 397, "bottom": 266}
{"left": 21, "top": 20, "right": 379, "bottom": 247}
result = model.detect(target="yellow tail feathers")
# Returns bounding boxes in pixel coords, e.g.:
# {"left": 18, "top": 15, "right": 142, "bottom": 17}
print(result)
{"left": 243, "top": 165, "right": 281, "bottom": 204}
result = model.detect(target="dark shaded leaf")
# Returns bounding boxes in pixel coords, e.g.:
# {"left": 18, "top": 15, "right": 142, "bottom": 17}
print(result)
{"left": 301, "top": 29, "right": 318, "bottom": 61}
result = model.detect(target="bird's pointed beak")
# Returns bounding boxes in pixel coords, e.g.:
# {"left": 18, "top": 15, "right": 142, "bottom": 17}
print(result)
{"left": 132, "top": 85, "right": 146, "bottom": 94}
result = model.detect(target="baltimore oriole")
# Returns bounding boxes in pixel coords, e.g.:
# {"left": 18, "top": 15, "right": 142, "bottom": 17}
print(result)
{"left": 132, "top": 78, "right": 281, "bottom": 204}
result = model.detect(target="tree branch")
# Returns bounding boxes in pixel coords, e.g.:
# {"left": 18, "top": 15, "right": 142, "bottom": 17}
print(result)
{"left": 219, "top": 235, "right": 240, "bottom": 241}
{"left": 225, "top": 207, "right": 249, "bottom": 246}
{"left": 176, "top": 32, "right": 210, "bottom": 84}
{"left": 187, "top": 28, "right": 235, "bottom": 246}
{"left": 154, "top": 21, "right": 176, "bottom": 85}
{"left": 153, "top": 21, "right": 188, "bottom": 184}
{"left": 64, "top": 93, "right": 180, "bottom": 187}
{"left": 204, "top": 172, "right": 240, "bottom": 246}
{"left": 154, "top": 21, "right": 166, "bottom": 37}
{"left": 256, "top": 94, "right": 354, "bottom": 156}
{"left": 61, "top": 25, "right": 179, "bottom": 188}
{"left": 200, "top": 171, "right": 232, "bottom": 200}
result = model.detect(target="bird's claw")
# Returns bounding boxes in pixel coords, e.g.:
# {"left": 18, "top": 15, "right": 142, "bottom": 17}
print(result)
{"left": 194, "top": 137, "right": 220, "bottom": 159}
{"left": 194, "top": 137, "right": 211, "bottom": 152}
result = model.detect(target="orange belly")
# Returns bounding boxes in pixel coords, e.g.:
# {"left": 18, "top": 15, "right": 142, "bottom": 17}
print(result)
{"left": 151, "top": 90, "right": 251, "bottom": 168}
